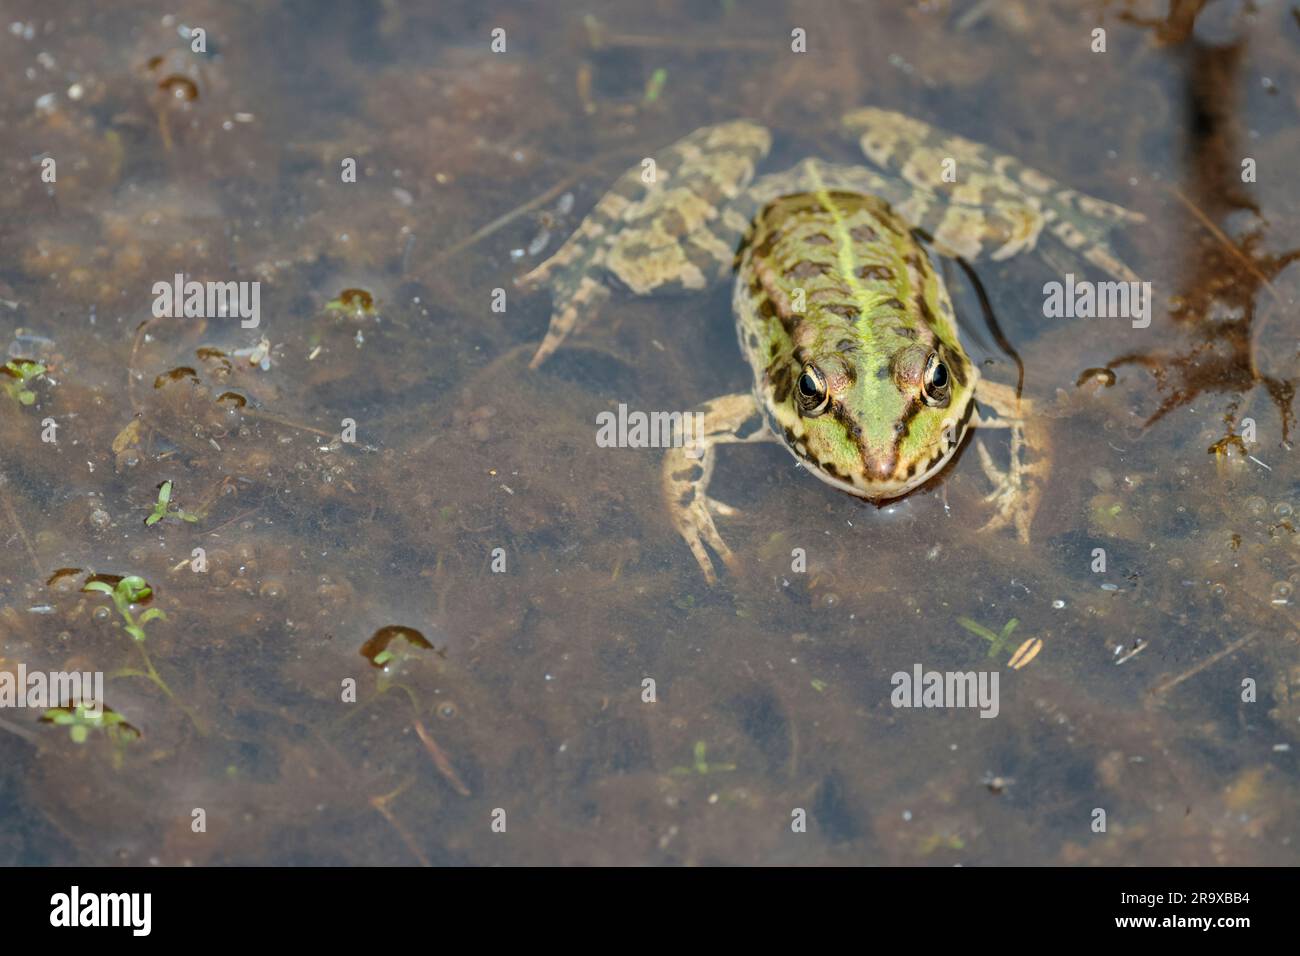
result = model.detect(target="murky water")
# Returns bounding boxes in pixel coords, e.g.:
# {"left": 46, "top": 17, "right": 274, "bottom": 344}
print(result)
{"left": 1, "top": 1, "right": 1297, "bottom": 865}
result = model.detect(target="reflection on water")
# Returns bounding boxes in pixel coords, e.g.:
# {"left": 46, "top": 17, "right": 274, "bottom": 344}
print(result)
{"left": 0, "top": 1, "right": 1297, "bottom": 865}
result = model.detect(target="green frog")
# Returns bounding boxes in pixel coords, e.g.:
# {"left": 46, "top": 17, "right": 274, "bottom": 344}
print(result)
{"left": 518, "top": 109, "right": 1142, "bottom": 583}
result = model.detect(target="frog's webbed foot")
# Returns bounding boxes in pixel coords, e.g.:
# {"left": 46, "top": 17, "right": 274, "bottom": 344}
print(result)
{"left": 517, "top": 121, "right": 772, "bottom": 368}
{"left": 970, "top": 380, "right": 1052, "bottom": 543}
{"left": 662, "top": 392, "right": 774, "bottom": 585}
{"left": 840, "top": 107, "right": 1143, "bottom": 281}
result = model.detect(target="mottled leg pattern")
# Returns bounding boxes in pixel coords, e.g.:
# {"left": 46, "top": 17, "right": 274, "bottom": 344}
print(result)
{"left": 969, "top": 379, "right": 1052, "bottom": 543}
{"left": 841, "top": 107, "right": 1143, "bottom": 280}
{"left": 662, "top": 391, "right": 775, "bottom": 585}
{"left": 517, "top": 121, "right": 772, "bottom": 367}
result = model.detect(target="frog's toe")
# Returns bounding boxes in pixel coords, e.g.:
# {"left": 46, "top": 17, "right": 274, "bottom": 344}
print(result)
{"left": 706, "top": 497, "right": 741, "bottom": 518}
{"left": 672, "top": 490, "right": 740, "bottom": 586}
{"left": 528, "top": 276, "right": 611, "bottom": 369}
{"left": 665, "top": 457, "right": 739, "bottom": 584}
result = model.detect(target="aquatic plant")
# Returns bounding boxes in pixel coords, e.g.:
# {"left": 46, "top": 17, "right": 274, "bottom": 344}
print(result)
{"left": 669, "top": 740, "right": 736, "bottom": 776}
{"left": 41, "top": 703, "right": 138, "bottom": 745}
{"left": 83, "top": 575, "right": 165, "bottom": 642}
{"left": 342, "top": 625, "right": 471, "bottom": 796}
{"left": 958, "top": 616, "right": 1020, "bottom": 659}
{"left": 144, "top": 480, "right": 200, "bottom": 527}
{"left": 1, "top": 359, "right": 45, "bottom": 405}
{"left": 957, "top": 616, "right": 1042, "bottom": 670}
{"left": 323, "top": 287, "right": 376, "bottom": 320}
{"left": 78, "top": 572, "right": 206, "bottom": 733}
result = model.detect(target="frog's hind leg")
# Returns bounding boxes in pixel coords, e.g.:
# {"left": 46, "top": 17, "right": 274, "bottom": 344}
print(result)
{"left": 517, "top": 121, "right": 772, "bottom": 368}
{"left": 841, "top": 108, "right": 1144, "bottom": 281}
{"left": 662, "top": 391, "right": 776, "bottom": 585}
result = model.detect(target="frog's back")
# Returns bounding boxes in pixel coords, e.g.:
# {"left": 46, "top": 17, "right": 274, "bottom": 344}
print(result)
{"left": 738, "top": 190, "right": 967, "bottom": 359}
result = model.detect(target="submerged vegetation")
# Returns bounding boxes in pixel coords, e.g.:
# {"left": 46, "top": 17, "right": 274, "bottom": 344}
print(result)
{"left": 1, "top": 359, "right": 45, "bottom": 405}
{"left": 82, "top": 574, "right": 165, "bottom": 643}
{"left": 143, "top": 480, "right": 201, "bottom": 527}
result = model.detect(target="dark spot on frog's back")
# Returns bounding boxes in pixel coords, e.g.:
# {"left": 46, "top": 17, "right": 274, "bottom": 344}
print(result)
{"left": 823, "top": 304, "right": 859, "bottom": 321}
{"left": 805, "top": 233, "right": 834, "bottom": 245}
{"left": 849, "top": 224, "right": 878, "bottom": 243}
{"left": 857, "top": 264, "right": 894, "bottom": 281}
{"left": 786, "top": 259, "right": 829, "bottom": 280}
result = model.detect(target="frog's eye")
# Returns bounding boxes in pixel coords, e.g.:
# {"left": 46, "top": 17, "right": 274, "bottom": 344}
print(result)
{"left": 921, "top": 352, "right": 950, "bottom": 407}
{"left": 796, "top": 364, "right": 830, "bottom": 416}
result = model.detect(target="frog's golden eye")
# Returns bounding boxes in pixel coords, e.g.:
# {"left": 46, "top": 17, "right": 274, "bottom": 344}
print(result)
{"left": 921, "top": 352, "right": 950, "bottom": 407}
{"left": 796, "top": 363, "right": 830, "bottom": 416}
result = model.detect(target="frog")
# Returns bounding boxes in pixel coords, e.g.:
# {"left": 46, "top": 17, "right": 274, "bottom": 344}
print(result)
{"left": 517, "top": 109, "right": 1143, "bottom": 583}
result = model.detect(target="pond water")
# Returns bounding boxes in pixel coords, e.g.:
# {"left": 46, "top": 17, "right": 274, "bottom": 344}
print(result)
{"left": 1, "top": 0, "right": 1297, "bottom": 865}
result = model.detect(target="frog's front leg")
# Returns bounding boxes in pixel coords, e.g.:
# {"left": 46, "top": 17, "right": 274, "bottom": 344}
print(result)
{"left": 662, "top": 391, "right": 776, "bottom": 585}
{"left": 969, "top": 379, "right": 1052, "bottom": 543}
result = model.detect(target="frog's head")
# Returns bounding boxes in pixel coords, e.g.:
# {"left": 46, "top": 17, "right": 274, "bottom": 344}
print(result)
{"left": 766, "top": 338, "right": 979, "bottom": 500}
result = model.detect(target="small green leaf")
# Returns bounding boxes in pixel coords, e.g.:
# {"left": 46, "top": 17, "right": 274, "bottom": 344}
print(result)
{"left": 119, "top": 576, "right": 151, "bottom": 602}
{"left": 643, "top": 67, "right": 668, "bottom": 104}
{"left": 693, "top": 740, "right": 709, "bottom": 773}
{"left": 145, "top": 511, "right": 162, "bottom": 526}
{"left": 957, "top": 616, "right": 998, "bottom": 642}
{"left": 138, "top": 608, "right": 166, "bottom": 624}
{"left": 124, "top": 624, "right": 146, "bottom": 642}
{"left": 70, "top": 724, "right": 88, "bottom": 743}
{"left": 157, "top": 481, "right": 173, "bottom": 507}
{"left": 82, "top": 581, "right": 114, "bottom": 595}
